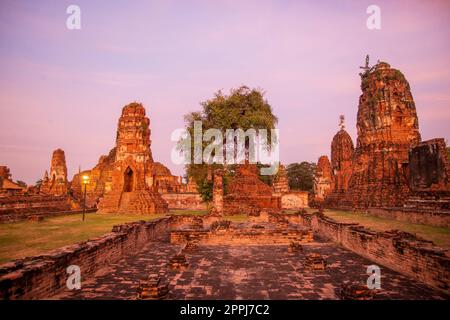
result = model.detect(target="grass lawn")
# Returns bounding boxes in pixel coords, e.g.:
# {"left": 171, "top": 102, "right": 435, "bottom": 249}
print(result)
{"left": 0, "top": 212, "right": 172, "bottom": 264}
{"left": 323, "top": 210, "right": 450, "bottom": 248}
{"left": 168, "top": 209, "right": 208, "bottom": 216}
{"left": 3, "top": 207, "right": 446, "bottom": 264}
{"left": 223, "top": 214, "right": 248, "bottom": 222}
{"left": 0, "top": 209, "right": 214, "bottom": 264}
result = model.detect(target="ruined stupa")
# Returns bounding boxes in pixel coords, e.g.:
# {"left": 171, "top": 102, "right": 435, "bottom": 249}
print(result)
{"left": 323, "top": 116, "right": 355, "bottom": 207}
{"left": 224, "top": 164, "right": 281, "bottom": 215}
{"left": 345, "top": 60, "right": 421, "bottom": 208}
{"left": 97, "top": 103, "right": 168, "bottom": 214}
{"left": 40, "top": 148, "right": 69, "bottom": 195}
{"left": 330, "top": 116, "right": 354, "bottom": 194}
{"left": 313, "top": 156, "right": 333, "bottom": 202}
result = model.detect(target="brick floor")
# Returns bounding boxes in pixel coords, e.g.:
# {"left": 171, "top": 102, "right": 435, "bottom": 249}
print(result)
{"left": 56, "top": 236, "right": 448, "bottom": 300}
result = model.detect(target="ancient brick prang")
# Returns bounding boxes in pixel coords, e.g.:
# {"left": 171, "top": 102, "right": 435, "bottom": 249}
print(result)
{"left": 330, "top": 125, "right": 354, "bottom": 193}
{"left": 40, "top": 149, "right": 68, "bottom": 196}
{"left": 313, "top": 156, "right": 333, "bottom": 202}
{"left": 98, "top": 103, "right": 168, "bottom": 214}
{"left": 70, "top": 147, "right": 201, "bottom": 210}
{"left": 345, "top": 61, "right": 421, "bottom": 208}
{"left": 323, "top": 117, "right": 355, "bottom": 207}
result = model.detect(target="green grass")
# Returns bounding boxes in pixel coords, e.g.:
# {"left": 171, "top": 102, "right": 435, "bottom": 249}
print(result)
{"left": 0, "top": 212, "right": 171, "bottom": 264}
{"left": 0, "top": 210, "right": 213, "bottom": 264}
{"left": 3, "top": 207, "right": 446, "bottom": 264}
{"left": 168, "top": 209, "right": 208, "bottom": 216}
{"left": 323, "top": 210, "right": 450, "bottom": 248}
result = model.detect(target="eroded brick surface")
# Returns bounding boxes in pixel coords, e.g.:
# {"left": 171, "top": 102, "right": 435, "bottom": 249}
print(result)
{"left": 58, "top": 239, "right": 448, "bottom": 300}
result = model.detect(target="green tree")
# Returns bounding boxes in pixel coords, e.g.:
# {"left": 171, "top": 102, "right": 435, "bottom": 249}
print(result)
{"left": 286, "top": 162, "right": 316, "bottom": 191}
{"left": 180, "top": 86, "right": 278, "bottom": 200}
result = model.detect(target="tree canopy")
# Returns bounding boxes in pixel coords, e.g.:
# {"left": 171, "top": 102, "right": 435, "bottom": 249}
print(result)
{"left": 181, "top": 86, "right": 278, "bottom": 200}
{"left": 286, "top": 162, "right": 316, "bottom": 191}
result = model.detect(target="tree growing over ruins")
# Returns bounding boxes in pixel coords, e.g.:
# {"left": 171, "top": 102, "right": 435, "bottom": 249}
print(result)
{"left": 181, "top": 86, "right": 278, "bottom": 200}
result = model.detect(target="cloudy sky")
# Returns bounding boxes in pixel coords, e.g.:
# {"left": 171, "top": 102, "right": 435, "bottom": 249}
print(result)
{"left": 1, "top": 0, "right": 449, "bottom": 184}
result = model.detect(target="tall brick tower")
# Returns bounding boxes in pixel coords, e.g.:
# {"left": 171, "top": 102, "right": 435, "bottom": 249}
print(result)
{"left": 330, "top": 116, "right": 354, "bottom": 194}
{"left": 98, "top": 103, "right": 168, "bottom": 214}
{"left": 346, "top": 61, "right": 421, "bottom": 208}
{"left": 40, "top": 148, "right": 68, "bottom": 195}
{"left": 313, "top": 155, "right": 333, "bottom": 202}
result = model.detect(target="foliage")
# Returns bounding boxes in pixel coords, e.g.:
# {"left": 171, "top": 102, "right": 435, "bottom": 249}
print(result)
{"left": 181, "top": 86, "right": 278, "bottom": 194}
{"left": 286, "top": 162, "right": 316, "bottom": 191}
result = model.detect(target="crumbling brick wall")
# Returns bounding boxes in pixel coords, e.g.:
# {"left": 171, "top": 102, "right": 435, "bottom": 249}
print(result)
{"left": 299, "top": 212, "right": 449, "bottom": 293}
{"left": 407, "top": 138, "right": 449, "bottom": 192}
{"left": 0, "top": 195, "right": 77, "bottom": 223}
{"left": 0, "top": 218, "right": 172, "bottom": 299}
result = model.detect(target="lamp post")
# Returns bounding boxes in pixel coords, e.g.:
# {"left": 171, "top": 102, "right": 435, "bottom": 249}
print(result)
{"left": 82, "top": 175, "right": 89, "bottom": 221}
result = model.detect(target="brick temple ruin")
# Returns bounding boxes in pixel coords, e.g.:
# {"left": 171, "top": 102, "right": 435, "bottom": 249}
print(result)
{"left": 0, "top": 102, "right": 206, "bottom": 221}
{"left": 223, "top": 164, "right": 281, "bottom": 215}
{"left": 0, "top": 153, "right": 78, "bottom": 223}
{"left": 40, "top": 149, "right": 69, "bottom": 196}
{"left": 313, "top": 59, "right": 450, "bottom": 226}
{"left": 313, "top": 156, "right": 333, "bottom": 203}
{"left": 97, "top": 103, "right": 168, "bottom": 214}
{"left": 0, "top": 57, "right": 449, "bottom": 300}
{"left": 71, "top": 103, "right": 204, "bottom": 212}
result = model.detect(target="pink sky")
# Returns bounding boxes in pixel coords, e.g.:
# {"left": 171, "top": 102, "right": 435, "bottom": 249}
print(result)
{"left": 0, "top": 0, "right": 449, "bottom": 184}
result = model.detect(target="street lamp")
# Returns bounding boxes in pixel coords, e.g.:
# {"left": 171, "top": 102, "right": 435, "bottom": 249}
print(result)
{"left": 82, "top": 175, "right": 89, "bottom": 221}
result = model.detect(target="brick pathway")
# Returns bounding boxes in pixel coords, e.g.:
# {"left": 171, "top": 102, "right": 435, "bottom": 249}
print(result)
{"left": 58, "top": 239, "right": 448, "bottom": 300}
